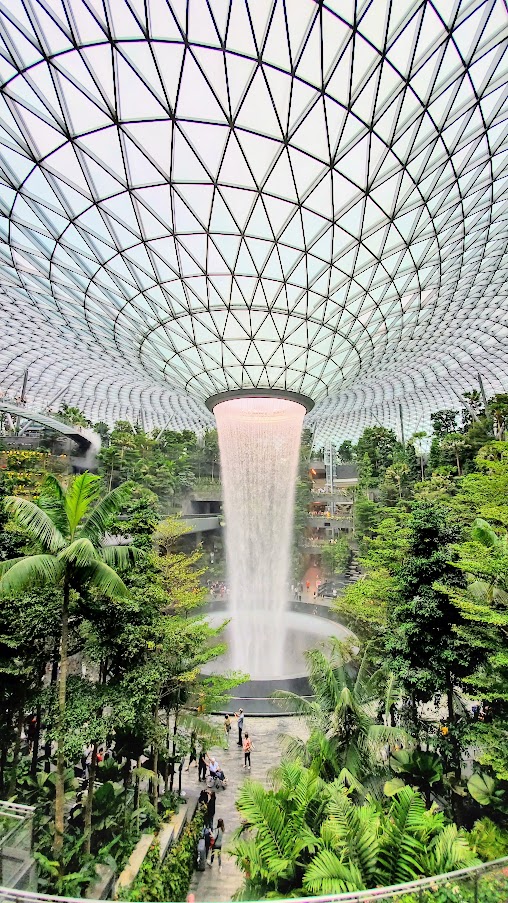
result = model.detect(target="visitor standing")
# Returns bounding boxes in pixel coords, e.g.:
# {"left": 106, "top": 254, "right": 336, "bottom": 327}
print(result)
{"left": 206, "top": 790, "right": 216, "bottom": 829}
{"left": 209, "top": 818, "right": 224, "bottom": 872}
{"left": 243, "top": 732, "right": 252, "bottom": 769}
{"left": 186, "top": 731, "right": 197, "bottom": 770}
{"left": 224, "top": 714, "right": 231, "bottom": 748}
{"left": 198, "top": 749, "right": 207, "bottom": 782}
{"left": 235, "top": 708, "right": 244, "bottom": 746}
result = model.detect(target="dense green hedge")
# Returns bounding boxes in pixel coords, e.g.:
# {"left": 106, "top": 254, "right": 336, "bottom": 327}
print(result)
{"left": 397, "top": 873, "right": 508, "bottom": 903}
{"left": 125, "top": 806, "right": 205, "bottom": 902}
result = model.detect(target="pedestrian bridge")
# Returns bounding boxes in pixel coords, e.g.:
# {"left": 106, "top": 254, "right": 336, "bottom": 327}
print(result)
{"left": 0, "top": 402, "right": 91, "bottom": 452}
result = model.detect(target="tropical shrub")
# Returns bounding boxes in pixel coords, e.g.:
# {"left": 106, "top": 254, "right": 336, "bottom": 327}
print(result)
{"left": 126, "top": 807, "right": 205, "bottom": 902}
{"left": 275, "top": 639, "right": 401, "bottom": 789}
{"left": 385, "top": 749, "right": 443, "bottom": 807}
{"left": 231, "top": 761, "right": 324, "bottom": 896}
{"left": 469, "top": 818, "right": 508, "bottom": 861}
{"left": 232, "top": 766, "right": 478, "bottom": 898}
{"left": 304, "top": 785, "right": 478, "bottom": 895}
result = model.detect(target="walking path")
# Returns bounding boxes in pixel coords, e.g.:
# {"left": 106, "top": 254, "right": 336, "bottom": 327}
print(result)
{"left": 188, "top": 715, "right": 305, "bottom": 903}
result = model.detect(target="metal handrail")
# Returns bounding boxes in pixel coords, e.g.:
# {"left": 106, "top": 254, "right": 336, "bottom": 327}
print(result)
{"left": 0, "top": 803, "right": 34, "bottom": 817}
{"left": 0, "top": 854, "right": 507, "bottom": 903}
{"left": 0, "top": 802, "right": 34, "bottom": 850}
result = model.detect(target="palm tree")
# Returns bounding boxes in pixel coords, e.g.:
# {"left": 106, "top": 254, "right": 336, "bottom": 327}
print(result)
{"left": 441, "top": 432, "right": 468, "bottom": 476}
{"left": 275, "top": 639, "right": 401, "bottom": 790}
{"left": 0, "top": 473, "right": 139, "bottom": 856}
{"left": 384, "top": 460, "right": 409, "bottom": 499}
{"left": 410, "top": 431, "right": 427, "bottom": 481}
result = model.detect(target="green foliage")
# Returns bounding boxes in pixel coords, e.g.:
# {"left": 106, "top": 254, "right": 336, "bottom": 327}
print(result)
{"left": 467, "top": 774, "right": 505, "bottom": 810}
{"left": 386, "top": 501, "right": 472, "bottom": 712}
{"left": 450, "top": 505, "right": 508, "bottom": 782}
{"left": 126, "top": 808, "right": 205, "bottom": 902}
{"left": 34, "top": 849, "right": 96, "bottom": 897}
{"left": 274, "top": 640, "right": 401, "bottom": 788}
{"left": 304, "top": 785, "right": 477, "bottom": 894}
{"left": 320, "top": 535, "right": 350, "bottom": 575}
{"left": 360, "top": 510, "right": 410, "bottom": 571}
{"left": 396, "top": 876, "right": 508, "bottom": 903}
{"left": 354, "top": 496, "right": 380, "bottom": 538}
{"left": 338, "top": 440, "right": 355, "bottom": 463}
{"left": 98, "top": 421, "right": 196, "bottom": 502}
{"left": 292, "top": 439, "right": 312, "bottom": 578}
{"left": 469, "top": 818, "right": 508, "bottom": 861}
{"left": 356, "top": 426, "right": 400, "bottom": 485}
{"left": 55, "top": 404, "right": 91, "bottom": 427}
{"left": 335, "top": 570, "right": 393, "bottom": 634}
{"left": 107, "top": 485, "right": 160, "bottom": 551}
{"left": 385, "top": 749, "right": 443, "bottom": 806}
{"left": 233, "top": 768, "right": 477, "bottom": 898}
{"left": 231, "top": 761, "right": 324, "bottom": 895}
{"left": 431, "top": 410, "right": 460, "bottom": 437}
{"left": 0, "top": 473, "right": 138, "bottom": 599}
{"left": 488, "top": 393, "right": 508, "bottom": 440}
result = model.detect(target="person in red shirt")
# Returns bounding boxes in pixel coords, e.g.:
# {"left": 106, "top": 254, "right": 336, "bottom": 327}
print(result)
{"left": 243, "top": 733, "right": 252, "bottom": 769}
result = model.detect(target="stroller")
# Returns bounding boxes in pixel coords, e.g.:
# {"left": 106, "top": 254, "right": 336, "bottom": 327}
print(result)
{"left": 207, "top": 766, "right": 227, "bottom": 790}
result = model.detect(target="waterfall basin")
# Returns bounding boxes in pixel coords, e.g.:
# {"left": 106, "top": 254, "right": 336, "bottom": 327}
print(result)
{"left": 203, "top": 607, "right": 355, "bottom": 680}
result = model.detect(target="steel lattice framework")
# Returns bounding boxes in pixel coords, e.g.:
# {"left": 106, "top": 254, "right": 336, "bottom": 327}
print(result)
{"left": 0, "top": 0, "right": 507, "bottom": 442}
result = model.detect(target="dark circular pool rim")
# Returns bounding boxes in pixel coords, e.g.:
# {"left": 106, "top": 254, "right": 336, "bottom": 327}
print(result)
{"left": 204, "top": 598, "right": 351, "bottom": 716}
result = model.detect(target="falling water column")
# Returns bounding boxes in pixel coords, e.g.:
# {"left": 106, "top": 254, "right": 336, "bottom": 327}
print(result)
{"left": 212, "top": 395, "right": 306, "bottom": 680}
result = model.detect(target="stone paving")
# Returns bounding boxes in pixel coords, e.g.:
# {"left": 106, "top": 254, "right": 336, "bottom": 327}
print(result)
{"left": 187, "top": 715, "right": 305, "bottom": 903}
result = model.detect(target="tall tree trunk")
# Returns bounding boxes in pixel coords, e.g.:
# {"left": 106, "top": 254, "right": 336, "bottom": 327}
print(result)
{"left": 0, "top": 743, "right": 7, "bottom": 796}
{"left": 54, "top": 578, "right": 70, "bottom": 858}
{"left": 84, "top": 743, "right": 98, "bottom": 856}
{"left": 31, "top": 703, "right": 41, "bottom": 778}
{"left": 122, "top": 757, "right": 132, "bottom": 831}
{"left": 455, "top": 450, "right": 461, "bottom": 476}
{"left": 7, "top": 700, "right": 25, "bottom": 798}
{"left": 152, "top": 745, "right": 159, "bottom": 811}
{"left": 170, "top": 700, "right": 179, "bottom": 792}
{"left": 164, "top": 710, "right": 171, "bottom": 793}
{"left": 133, "top": 755, "right": 141, "bottom": 824}
{"left": 411, "top": 691, "right": 420, "bottom": 749}
{"left": 45, "top": 647, "right": 59, "bottom": 772}
{"left": 420, "top": 455, "right": 424, "bottom": 481}
{"left": 446, "top": 669, "right": 461, "bottom": 780}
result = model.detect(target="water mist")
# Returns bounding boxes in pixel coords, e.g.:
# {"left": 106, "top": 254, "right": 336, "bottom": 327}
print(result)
{"left": 213, "top": 396, "right": 305, "bottom": 679}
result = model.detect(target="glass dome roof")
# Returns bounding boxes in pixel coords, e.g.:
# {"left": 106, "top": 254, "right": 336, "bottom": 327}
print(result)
{"left": 0, "top": 0, "right": 507, "bottom": 441}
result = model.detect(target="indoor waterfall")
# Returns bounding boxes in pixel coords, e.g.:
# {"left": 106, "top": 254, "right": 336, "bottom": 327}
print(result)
{"left": 213, "top": 396, "right": 305, "bottom": 679}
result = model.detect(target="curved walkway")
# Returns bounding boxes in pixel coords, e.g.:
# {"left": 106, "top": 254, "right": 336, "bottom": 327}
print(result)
{"left": 188, "top": 715, "right": 305, "bottom": 903}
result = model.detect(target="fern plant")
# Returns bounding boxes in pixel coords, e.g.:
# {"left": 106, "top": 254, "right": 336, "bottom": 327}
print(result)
{"left": 230, "top": 761, "right": 323, "bottom": 895}
{"left": 304, "top": 786, "right": 478, "bottom": 895}
{"left": 232, "top": 763, "right": 478, "bottom": 898}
